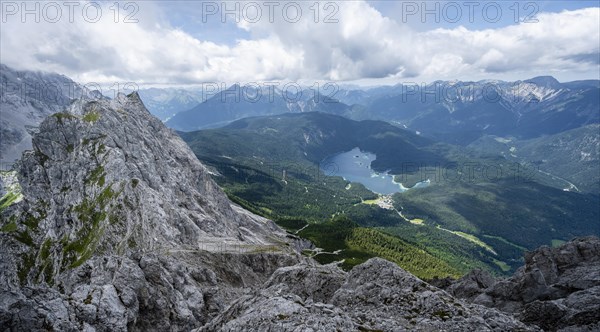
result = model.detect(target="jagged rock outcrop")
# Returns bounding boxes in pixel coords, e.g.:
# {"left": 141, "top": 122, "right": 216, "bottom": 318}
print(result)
{"left": 199, "top": 258, "right": 538, "bottom": 331}
{"left": 441, "top": 236, "right": 600, "bottom": 331}
{"left": 1, "top": 92, "right": 289, "bottom": 286}
{"left": 0, "top": 252, "right": 301, "bottom": 331}
{"left": 0, "top": 92, "right": 299, "bottom": 330}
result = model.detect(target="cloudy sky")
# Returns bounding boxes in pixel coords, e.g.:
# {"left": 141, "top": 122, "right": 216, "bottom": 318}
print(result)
{"left": 1, "top": 1, "right": 598, "bottom": 86}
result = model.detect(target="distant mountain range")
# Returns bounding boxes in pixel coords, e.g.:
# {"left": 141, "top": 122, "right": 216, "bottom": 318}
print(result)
{"left": 163, "top": 77, "right": 599, "bottom": 147}
{"left": 166, "top": 84, "right": 352, "bottom": 131}
{"left": 343, "top": 76, "right": 599, "bottom": 145}
{"left": 137, "top": 87, "right": 204, "bottom": 121}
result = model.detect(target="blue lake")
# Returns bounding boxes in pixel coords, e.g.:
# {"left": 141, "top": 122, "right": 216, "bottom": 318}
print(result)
{"left": 320, "top": 147, "right": 429, "bottom": 195}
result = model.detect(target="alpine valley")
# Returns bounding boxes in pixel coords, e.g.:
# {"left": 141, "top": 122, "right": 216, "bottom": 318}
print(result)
{"left": 1, "top": 64, "right": 599, "bottom": 331}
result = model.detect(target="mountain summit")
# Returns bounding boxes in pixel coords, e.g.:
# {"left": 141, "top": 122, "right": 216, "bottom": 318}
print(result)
{"left": 1, "top": 91, "right": 287, "bottom": 285}
{"left": 0, "top": 92, "right": 296, "bottom": 330}
{"left": 524, "top": 76, "right": 562, "bottom": 89}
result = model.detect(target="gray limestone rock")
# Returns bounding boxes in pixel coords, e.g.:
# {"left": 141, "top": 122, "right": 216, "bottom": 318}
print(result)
{"left": 0, "top": 92, "right": 298, "bottom": 331}
{"left": 200, "top": 258, "right": 538, "bottom": 332}
{"left": 441, "top": 236, "right": 600, "bottom": 331}
{"left": 1, "top": 91, "right": 290, "bottom": 288}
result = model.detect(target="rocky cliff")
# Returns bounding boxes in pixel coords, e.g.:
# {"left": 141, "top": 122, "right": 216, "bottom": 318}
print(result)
{"left": 436, "top": 236, "right": 600, "bottom": 331}
{"left": 0, "top": 92, "right": 299, "bottom": 330}
{"left": 198, "top": 258, "right": 537, "bottom": 331}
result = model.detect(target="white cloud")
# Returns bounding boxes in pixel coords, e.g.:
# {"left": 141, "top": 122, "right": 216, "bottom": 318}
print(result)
{"left": 0, "top": 1, "right": 598, "bottom": 85}
{"left": 423, "top": 8, "right": 599, "bottom": 80}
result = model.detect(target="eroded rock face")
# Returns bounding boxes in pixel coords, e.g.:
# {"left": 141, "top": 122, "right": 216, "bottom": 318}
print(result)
{"left": 1, "top": 92, "right": 289, "bottom": 289}
{"left": 0, "top": 252, "right": 301, "bottom": 331}
{"left": 0, "top": 92, "right": 299, "bottom": 330}
{"left": 441, "top": 236, "right": 600, "bottom": 331}
{"left": 199, "top": 259, "right": 538, "bottom": 332}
